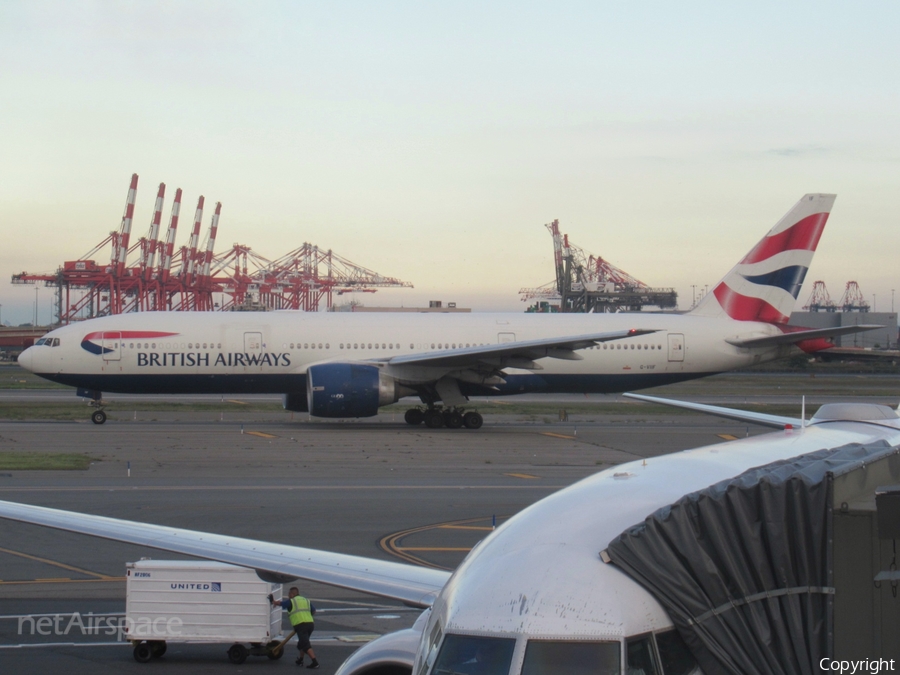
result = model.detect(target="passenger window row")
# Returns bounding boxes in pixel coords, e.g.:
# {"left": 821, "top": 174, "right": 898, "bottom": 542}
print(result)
{"left": 124, "top": 342, "right": 223, "bottom": 350}
{"left": 338, "top": 343, "right": 399, "bottom": 350}
{"left": 589, "top": 344, "right": 663, "bottom": 350}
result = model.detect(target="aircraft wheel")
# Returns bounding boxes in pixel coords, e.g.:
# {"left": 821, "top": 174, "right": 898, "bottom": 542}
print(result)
{"left": 463, "top": 412, "right": 484, "bottom": 429}
{"left": 91, "top": 409, "right": 107, "bottom": 425}
{"left": 133, "top": 642, "right": 153, "bottom": 663}
{"left": 227, "top": 643, "right": 249, "bottom": 664}
{"left": 149, "top": 641, "right": 166, "bottom": 657}
{"left": 444, "top": 411, "right": 464, "bottom": 428}
{"left": 404, "top": 408, "right": 424, "bottom": 425}
{"left": 424, "top": 410, "right": 444, "bottom": 428}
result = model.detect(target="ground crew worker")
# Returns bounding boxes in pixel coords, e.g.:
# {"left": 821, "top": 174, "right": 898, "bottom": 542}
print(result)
{"left": 271, "top": 586, "right": 319, "bottom": 668}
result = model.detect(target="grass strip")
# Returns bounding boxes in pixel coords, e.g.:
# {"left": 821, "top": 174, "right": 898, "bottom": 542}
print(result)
{"left": 0, "top": 452, "right": 98, "bottom": 470}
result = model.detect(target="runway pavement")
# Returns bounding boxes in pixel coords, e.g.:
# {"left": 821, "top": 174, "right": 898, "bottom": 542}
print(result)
{"left": 0, "top": 378, "right": 895, "bottom": 673}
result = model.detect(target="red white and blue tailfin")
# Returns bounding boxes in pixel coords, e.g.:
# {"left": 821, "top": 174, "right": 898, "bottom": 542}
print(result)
{"left": 690, "top": 194, "right": 835, "bottom": 325}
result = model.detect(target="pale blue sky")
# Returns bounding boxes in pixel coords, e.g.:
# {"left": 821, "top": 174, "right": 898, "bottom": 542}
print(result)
{"left": 2, "top": 1, "right": 899, "bottom": 324}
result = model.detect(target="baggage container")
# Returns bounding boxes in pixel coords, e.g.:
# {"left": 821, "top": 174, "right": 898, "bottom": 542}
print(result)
{"left": 125, "top": 559, "right": 284, "bottom": 664}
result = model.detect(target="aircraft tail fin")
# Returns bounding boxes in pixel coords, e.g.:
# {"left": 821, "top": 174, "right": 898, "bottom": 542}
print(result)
{"left": 690, "top": 194, "right": 835, "bottom": 324}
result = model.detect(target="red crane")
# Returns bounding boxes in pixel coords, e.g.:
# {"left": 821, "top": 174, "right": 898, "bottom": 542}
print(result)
{"left": 802, "top": 281, "right": 837, "bottom": 312}
{"left": 839, "top": 281, "right": 870, "bottom": 312}
{"left": 520, "top": 219, "right": 676, "bottom": 312}
{"left": 11, "top": 174, "right": 413, "bottom": 324}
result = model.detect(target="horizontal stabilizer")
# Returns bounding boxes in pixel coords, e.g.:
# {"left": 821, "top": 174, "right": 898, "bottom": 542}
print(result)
{"left": 623, "top": 392, "right": 803, "bottom": 429}
{"left": 0, "top": 500, "right": 449, "bottom": 608}
{"left": 726, "top": 324, "right": 883, "bottom": 348}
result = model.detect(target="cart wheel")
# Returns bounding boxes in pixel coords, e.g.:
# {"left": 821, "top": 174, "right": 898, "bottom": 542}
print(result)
{"left": 227, "top": 643, "right": 249, "bottom": 664}
{"left": 266, "top": 640, "right": 285, "bottom": 660}
{"left": 150, "top": 640, "right": 167, "bottom": 657}
{"left": 133, "top": 642, "right": 153, "bottom": 663}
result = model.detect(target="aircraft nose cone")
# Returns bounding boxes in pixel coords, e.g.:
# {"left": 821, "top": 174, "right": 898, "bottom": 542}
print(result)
{"left": 18, "top": 347, "right": 34, "bottom": 372}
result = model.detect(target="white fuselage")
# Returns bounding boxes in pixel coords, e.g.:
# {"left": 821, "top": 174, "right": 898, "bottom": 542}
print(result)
{"left": 400, "top": 416, "right": 900, "bottom": 674}
{"left": 19, "top": 310, "right": 786, "bottom": 399}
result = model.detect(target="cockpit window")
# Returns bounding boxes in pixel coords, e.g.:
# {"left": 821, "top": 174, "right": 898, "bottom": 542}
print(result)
{"left": 431, "top": 634, "right": 515, "bottom": 675}
{"left": 35, "top": 338, "right": 47, "bottom": 346}
{"left": 655, "top": 630, "right": 699, "bottom": 675}
{"left": 521, "top": 640, "right": 620, "bottom": 675}
{"left": 626, "top": 634, "right": 660, "bottom": 675}
{"left": 418, "top": 622, "right": 443, "bottom": 675}
{"left": 51, "top": 338, "right": 60, "bottom": 347}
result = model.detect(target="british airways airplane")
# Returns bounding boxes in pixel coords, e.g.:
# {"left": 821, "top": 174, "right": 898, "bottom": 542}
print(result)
{"left": 17, "top": 194, "right": 875, "bottom": 427}
{"left": 0, "top": 395, "right": 896, "bottom": 671}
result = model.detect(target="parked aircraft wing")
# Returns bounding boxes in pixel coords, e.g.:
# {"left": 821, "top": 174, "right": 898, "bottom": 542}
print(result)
{"left": 623, "top": 392, "right": 803, "bottom": 429}
{"left": 385, "top": 328, "right": 659, "bottom": 369}
{"left": 0, "top": 500, "right": 450, "bottom": 608}
{"left": 726, "top": 324, "right": 883, "bottom": 348}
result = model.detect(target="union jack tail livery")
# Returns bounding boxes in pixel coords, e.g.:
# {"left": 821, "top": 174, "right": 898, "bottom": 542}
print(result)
{"left": 691, "top": 193, "right": 835, "bottom": 324}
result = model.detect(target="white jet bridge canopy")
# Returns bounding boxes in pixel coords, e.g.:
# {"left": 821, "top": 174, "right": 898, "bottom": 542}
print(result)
{"left": 605, "top": 441, "right": 900, "bottom": 675}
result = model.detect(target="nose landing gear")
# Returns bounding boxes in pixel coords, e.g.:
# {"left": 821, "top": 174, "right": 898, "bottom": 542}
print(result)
{"left": 78, "top": 388, "right": 107, "bottom": 425}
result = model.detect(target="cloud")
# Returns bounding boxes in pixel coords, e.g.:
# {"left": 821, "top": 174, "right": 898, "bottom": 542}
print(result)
{"left": 767, "top": 145, "right": 832, "bottom": 157}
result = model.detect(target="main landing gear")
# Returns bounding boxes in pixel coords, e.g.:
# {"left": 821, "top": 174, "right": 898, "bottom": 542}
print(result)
{"left": 404, "top": 406, "right": 483, "bottom": 430}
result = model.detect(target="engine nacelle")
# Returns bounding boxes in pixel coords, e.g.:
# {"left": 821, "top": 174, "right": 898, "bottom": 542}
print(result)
{"left": 334, "top": 613, "right": 427, "bottom": 675}
{"left": 306, "top": 363, "right": 405, "bottom": 418}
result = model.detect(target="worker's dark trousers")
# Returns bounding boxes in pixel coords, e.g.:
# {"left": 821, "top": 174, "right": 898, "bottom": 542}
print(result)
{"left": 294, "top": 622, "right": 314, "bottom": 652}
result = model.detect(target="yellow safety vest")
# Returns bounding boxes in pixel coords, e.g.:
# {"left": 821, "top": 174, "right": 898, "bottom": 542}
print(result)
{"left": 289, "top": 596, "right": 314, "bottom": 625}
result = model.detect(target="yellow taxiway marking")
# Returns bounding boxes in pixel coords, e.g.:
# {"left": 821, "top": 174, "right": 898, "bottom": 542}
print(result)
{"left": 717, "top": 434, "right": 739, "bottom": 441}
{"left": 0, "top": 546, "right": 117, "bottom": 580}
{"left": 227, "top": 399, "right": 249, "bottom": 405}
{"left": 397, "top": 547, "right": 473, "bottom": 552}
{"left": 504, "top": 473, "right": 539, "bottom": 480}
{"left": 540, "top": 432, "right": 576, "bottom": 440}
{"left": 380, "top": 516, "right": 508, "bottom": 570}
{"left": 439, "top": 525, "right": 494, "bottom": 531}
{"left": 245, "top": 431, "right": 278, "bottom": 439}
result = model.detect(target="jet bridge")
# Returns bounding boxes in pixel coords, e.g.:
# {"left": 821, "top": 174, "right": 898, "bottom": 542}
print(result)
{"left": 605, "top": 441, "right": 900, "bottom": 674}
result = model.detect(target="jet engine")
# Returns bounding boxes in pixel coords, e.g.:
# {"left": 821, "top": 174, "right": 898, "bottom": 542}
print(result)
{"left": 334, "top": 613, "right": 427, "bottom": 675}
{"left": 306, "top": 363, "right": 410, "bottom": 418}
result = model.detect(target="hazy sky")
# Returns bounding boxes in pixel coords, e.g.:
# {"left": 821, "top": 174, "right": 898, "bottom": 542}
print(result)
{"left": 2, "top": 1, "right": 899, "bottom": 325}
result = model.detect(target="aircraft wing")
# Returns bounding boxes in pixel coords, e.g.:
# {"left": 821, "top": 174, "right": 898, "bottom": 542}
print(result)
{"left": 725, "top": 324, "right": 882, "bottom": 348}
{"left": 623, "top": 392, "right": 803, "bottom": 429}
{"left": 385, "top": 328, "right": 658, "bottom": 369}
{"left": 0, "top": 500, "right": 449, "bottom": 608}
